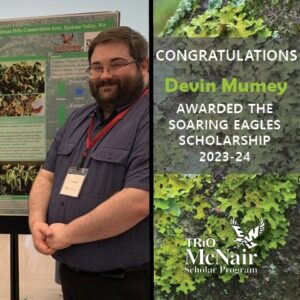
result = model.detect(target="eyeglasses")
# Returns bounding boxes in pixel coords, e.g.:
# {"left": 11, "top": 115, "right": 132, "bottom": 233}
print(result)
{"left": 86, "top": 60, "right": 137, "bottom": 78}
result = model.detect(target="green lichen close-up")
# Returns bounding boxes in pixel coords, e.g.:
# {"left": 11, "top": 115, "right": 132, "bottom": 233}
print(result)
{"left": 183, "top": 5, "right": 272, "bottom": 38}
{"left": 154, "top": 174, "right": 300, "bottom": 299}
{"left": 155, "top": 0, "right": 300, "bottom": 38}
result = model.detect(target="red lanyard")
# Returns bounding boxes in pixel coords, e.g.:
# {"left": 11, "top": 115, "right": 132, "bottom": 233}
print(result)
{"left": 78, "top": 88, "right": 149, "bottom": 168}
{"left": 84, "top": 107, "right": 130, "bottom": 158}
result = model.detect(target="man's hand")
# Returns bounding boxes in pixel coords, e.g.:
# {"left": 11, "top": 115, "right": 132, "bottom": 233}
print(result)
{"left": 45, "top": 223, "right": 72, "bottom": 250}
{"left": 31, "top": 222, "right": 56, "bottom": 255}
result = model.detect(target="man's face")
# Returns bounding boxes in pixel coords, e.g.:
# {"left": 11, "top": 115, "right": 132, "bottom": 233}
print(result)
{"left": 89, "top": 42, "right": 147, "bottom": 108}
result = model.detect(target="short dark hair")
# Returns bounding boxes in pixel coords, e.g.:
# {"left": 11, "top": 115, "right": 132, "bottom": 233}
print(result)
{"left": 88, "top": 26, "right": 148, "bottom": 64}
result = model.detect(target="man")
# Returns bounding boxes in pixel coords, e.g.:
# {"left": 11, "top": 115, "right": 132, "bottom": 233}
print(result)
{"left": 29, "top": 26, "right": 149, "bottom": 300}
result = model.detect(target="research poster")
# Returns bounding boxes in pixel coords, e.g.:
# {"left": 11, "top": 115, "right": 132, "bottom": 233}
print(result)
{"left": 154, "top": 1, "right": 299, "bottom": 299}
{"left": 0, "top": 12, "right": 119, "bottom": 215}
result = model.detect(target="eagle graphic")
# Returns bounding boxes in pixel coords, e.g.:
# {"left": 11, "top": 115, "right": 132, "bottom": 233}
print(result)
{"left": 230, "top": 218, "right": 265, "bottom": 249}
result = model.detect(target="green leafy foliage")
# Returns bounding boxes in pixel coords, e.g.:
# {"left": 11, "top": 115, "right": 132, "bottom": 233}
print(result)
{"left": 0, "top": 163, "right": 38, "bottom": 195}
{"left": 184, "top": 5, "right": 272, "bottom": 37}
{"left": 154, "top": 173, "right": 299, "bottom": 297}
{"left": 158, "top": 0, "right": 299, "bottom": 39}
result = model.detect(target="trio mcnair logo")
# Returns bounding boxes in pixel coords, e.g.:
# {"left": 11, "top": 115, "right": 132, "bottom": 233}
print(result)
{"left": 185, "top": 218, "right": 265, "bottom": 275}
{"left": 54, "top": 33, "right": 82, "bottom": 52}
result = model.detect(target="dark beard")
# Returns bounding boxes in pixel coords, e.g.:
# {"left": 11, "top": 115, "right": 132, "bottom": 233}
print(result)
{"left": 89, "top": 71, "right": 144, "bottom": 109}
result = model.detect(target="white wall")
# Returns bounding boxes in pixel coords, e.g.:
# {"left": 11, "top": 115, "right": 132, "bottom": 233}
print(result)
{"left": 0, "top": 0, "right": 148, "bottom": 39}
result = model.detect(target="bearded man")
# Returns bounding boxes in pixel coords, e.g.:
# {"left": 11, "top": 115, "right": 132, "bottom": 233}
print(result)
{"left": 29, "top": 26, "right": 149, "bottom": 300}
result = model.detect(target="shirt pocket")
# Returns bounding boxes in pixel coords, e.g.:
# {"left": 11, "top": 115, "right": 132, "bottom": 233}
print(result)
{"left": 57, "top": 142, "right": 76, "bottom": 155}
{"left": 82, "top": 147, "right": 129, "bottom": 198}
{"left": 54, "top": 142, "right": 76, "bottom": 185}
{"left": 90, "top": 147, "right": 129, "bottom": 165}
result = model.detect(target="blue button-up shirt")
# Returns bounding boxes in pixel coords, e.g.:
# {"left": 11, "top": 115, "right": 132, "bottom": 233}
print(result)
{"left": 43, "top": 93, "right": 149, "bottom": 272}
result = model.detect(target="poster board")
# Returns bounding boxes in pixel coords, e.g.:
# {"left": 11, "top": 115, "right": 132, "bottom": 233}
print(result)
{"left": 0, "top": 11, "right": 120, "bottom": 216}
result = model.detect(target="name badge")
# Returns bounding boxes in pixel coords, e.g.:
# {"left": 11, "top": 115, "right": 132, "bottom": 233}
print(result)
{"left": 60, "top": 167, "right": 89, "bottom": 198}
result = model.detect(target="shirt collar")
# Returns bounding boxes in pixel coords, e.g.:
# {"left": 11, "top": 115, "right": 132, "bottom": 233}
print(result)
{"left": 93, "top": 101, "right": 132, "bottom": 122}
